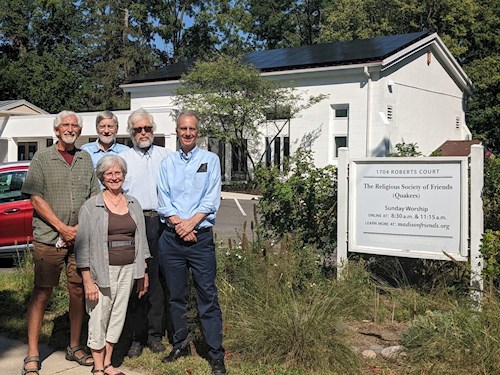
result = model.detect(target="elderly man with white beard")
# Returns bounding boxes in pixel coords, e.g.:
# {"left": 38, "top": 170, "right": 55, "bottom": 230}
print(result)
{"left": 21, "top": 110, "right": 100, "bottom": 375}
{"left": 119, "top": 108, "right": 173, "bottom": 358}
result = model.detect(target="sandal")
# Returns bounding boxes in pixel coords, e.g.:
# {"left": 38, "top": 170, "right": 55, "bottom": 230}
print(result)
{"left": 65, "top": 345, "right": 94, "bottom": 366}
{"left": 21, "top": 356, "right": 40, "bottom": 375}
{"left": 92, "top": 368, "right": 105, "bottom": 374}
{"left": 104, "top": 363, "right": 126, "bottom": 375}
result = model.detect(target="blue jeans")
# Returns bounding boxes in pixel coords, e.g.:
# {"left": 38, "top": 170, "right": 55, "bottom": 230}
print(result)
{"left": 158, "top": 228, "right": 224, "bottom": 360}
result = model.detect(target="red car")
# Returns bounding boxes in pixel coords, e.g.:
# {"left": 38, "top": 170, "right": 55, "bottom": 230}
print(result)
{"left": 0, "top": 161, "right": 33, "bottom": 258}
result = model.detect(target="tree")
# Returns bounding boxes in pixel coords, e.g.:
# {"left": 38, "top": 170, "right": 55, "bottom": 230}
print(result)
{"left": 319, "top": 0, "right": 479, "bottom": 59}
{"left": 172, "top": 55, "right": 326, "bottom": 178}
{"left": 0, "top": 1, "right": 90, "bottom": 111}
{"left": 78, "top": 1, "right": 161, "bottom": 110}
{"left": 148, "top": 0, "right": 250, "bottom": 62}
{"left": 465, "top": 55, "right": 500, "bottom": 155}
{"left": 244, "top": 0, "right": 324, "bottom": 49}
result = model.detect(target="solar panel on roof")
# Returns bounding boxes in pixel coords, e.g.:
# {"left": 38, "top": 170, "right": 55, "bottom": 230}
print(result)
{"left": 125, "top": 31, "right": 428, "bottom": 84}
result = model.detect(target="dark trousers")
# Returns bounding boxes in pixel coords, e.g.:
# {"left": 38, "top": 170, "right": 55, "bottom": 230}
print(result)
{"left": 126, "top": 215, "right": 166, "bottom": 344}
{"left": 158, "top": 229, "right": 224, "bottom": 361}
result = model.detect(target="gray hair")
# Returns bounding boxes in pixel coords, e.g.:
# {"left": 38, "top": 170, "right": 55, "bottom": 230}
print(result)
{"left": 127, "top": 108, "right": 156, "bottom": 138}
{"left": 176, "top": 110, "right": 200, "bottom": 129}
{"left": 53, "top": 110, "right": 83, "bottom": 129}
{"left": 96, "top": 110, "right": 118, "bottom": 128}
{"left": 95, "top": 155, "right": 127, "bottom": 183}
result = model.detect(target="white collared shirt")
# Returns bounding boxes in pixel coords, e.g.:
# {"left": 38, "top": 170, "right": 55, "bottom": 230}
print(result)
{"left": 120, "top": 145, "right": 172, "bottom": 210}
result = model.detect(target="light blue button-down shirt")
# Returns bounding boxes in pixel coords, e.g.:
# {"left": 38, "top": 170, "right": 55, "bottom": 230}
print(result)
{"left": 81, "top": 139, "right": 129, "bottom": 168}
{"left": 157, "top": 146, "right": 221, "bottom": 229}
{"left": 120, "top": 145, "right": 172, "bottom": 210}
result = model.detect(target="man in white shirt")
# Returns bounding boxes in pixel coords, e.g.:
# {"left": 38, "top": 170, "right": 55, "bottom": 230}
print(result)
{"left": 120, "top": 108, "right": 172, "bottom": 357}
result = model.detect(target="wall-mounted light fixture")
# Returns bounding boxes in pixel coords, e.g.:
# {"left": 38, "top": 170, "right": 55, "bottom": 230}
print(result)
{"left": 387, "top": 79, "right": 394, "bottom": 93}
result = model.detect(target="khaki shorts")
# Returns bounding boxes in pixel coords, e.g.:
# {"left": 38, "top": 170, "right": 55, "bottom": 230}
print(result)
{"left": 33, "top": 241, "right": 82, "bottom": 287}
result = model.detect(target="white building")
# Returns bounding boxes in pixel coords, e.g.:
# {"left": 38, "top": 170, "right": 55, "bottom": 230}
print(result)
{"left": 1, "top": 32, "right": 473, "bottom": 181}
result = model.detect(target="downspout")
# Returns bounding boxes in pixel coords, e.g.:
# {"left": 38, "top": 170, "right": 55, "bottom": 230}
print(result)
{"left": 364, "top": 66, "right": 372, "bottom": 157}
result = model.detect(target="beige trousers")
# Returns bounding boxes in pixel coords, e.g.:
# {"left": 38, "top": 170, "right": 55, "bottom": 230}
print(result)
{"left": 86, "top": 264, "right": 135, "bottom": 349}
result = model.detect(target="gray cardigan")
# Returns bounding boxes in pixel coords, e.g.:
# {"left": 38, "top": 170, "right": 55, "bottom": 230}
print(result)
{"left": 75, "top": 191, "right": 151, "bottom": 288}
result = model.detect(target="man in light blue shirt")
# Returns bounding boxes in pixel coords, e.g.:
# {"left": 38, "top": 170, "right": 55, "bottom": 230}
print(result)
{"left": 81, "top": 110, "right": 129, "bottom": 168}
{"left": 119, "top": 108, "right": 172, "bottom": 358}
{"left": 157, "top": 110, "right": 226, "bottom": 375}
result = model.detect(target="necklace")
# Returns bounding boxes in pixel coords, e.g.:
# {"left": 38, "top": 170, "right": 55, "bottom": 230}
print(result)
{"left": 105, "top": 191, "right": 122, "bottom": 208}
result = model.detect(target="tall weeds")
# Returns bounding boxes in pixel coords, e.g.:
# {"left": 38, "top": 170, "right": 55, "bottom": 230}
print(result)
{"left": 401, "top": 295, "right": 500, "bottom": 375}
{"left": 219, "top": 236, "right": 372, "bottom": 373}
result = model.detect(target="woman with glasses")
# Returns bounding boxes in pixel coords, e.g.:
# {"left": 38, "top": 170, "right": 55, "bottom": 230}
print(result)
{"left": 75, "top": 154, "right": 150, "bottom": 375}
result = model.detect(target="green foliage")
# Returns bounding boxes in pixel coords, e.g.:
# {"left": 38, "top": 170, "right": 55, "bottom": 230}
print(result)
{"left": 224, "top": 284, "right": 362, "bottom": 373}
{"left": 480, "top": 158, "right": 500, "bottom": 289}
{"left": 320, "top": 0, "right": 481, "bottom": 61}
{"left": 219, "top": 241, "right": 372, "bottom": 374}
{"left": 0, "top": 0, "right": 159, "bottom": 111}
{"left": 401, "top": 297, "right": 500, "bottom": 375}
{"left": 244, "top": 0, "right": 323, "bottom": 49}
{"left": 465, "top": 56, "right": 500, "bottom": 155}
{"left": 390, "top": 142, "right": 422, "bottom": 157}
{"left": 483, "top": 157, "right": 500, "bottom": 231}
{"left": 480, "top": 230, "right": 500, "bottom": 292}
{"left": 255, "top": 148, "right": 337, "bottom": 260}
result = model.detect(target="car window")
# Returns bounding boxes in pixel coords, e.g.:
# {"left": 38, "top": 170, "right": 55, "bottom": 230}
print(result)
{"left": 0, "top": 170, "right": 27, "bottom": 203}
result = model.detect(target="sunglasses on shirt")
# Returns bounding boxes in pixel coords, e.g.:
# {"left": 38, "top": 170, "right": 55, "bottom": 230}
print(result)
{"left": 132, "top": 126, "right": 153, "bottom": 134}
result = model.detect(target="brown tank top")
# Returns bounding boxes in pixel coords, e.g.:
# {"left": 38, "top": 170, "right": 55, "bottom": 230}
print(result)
{"left": 107, "top": 209, "right": 136, "bottom": 265}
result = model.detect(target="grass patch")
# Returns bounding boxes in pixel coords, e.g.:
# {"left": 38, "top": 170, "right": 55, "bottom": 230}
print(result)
{"left": 1, "top": 238, "right": 499, "bottom": 374}
{"left": 0, "top": 249, "right": 71, "bottom": 347}
{"left": 401, "top": 295, "right": 500, "bottom": 375}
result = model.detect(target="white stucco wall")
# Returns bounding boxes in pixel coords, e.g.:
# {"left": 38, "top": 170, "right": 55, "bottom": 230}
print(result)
{"left": 2, "top": 36, "right": 472, "bottom": 168}
{"left": 377, "top": 46, "right": 469, "bottom": 155}
{"left": 0, "top": 108, "right": 178, "bottom": 162}
{"left": 121, "top": 47, "right": 470, "bottom": 170}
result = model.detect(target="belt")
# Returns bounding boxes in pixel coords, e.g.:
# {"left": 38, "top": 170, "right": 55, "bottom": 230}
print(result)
{"left": 163, "top": 226, "right": 212, "bottom": 234}
{"left": 108, "top": 240, "right": 134, "bottom": 248}
{"left": 143, "top": 210, "right": 158, "bottom": 217}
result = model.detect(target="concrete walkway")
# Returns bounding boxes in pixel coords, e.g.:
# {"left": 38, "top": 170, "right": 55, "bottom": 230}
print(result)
{"left": 0, "top": 336, "right": 146, "bottom": 375}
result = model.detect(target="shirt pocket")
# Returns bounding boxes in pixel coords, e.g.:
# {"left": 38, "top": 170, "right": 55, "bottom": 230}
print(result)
{"left": 194, "top": 172, "right": 207, "bottom": 191}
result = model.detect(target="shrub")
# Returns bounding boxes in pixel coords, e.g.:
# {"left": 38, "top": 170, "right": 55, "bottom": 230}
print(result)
{"left": 483, "top": 157, "right": 500, "bottom": 231}
{"left": 255, "top": 148, "right": 338, "bottom": 266}
{"left": 401, "top": 296, "right": 500, "bottom": 375}
{"left": 480, "top": 157, "right": 500, "bottom": 288}
{"left": 390, "top": 142, "right": 422, "bottom": 157}
{"left": 480, "top": 230, "right": 500, "bottom": 292}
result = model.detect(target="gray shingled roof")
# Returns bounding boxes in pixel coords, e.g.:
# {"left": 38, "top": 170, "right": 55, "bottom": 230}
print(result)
{"left": 125, "top": 31, "right": 429, "bottom": 84}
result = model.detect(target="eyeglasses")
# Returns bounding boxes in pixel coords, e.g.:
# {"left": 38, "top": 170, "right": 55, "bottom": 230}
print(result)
{"left": 132, "top": 126, "right": 153, "bottom": 134}
{"left": 103, "top": 171, "right": 123, "bottom": 178}
{"left": 97, "top": 124, "right": 116, "bottom": 130}
{"left": 59, "top": 123, "right": 81, "bottom": 130}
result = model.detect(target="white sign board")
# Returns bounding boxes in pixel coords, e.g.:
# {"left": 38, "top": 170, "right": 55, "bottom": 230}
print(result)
{"left": 348, "top": 158, "right": 468, "bottom": 260}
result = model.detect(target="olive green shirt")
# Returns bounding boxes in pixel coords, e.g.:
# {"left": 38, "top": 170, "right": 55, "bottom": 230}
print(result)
{"left": 21, "top": 143, "right": 100, "bottom": 245}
